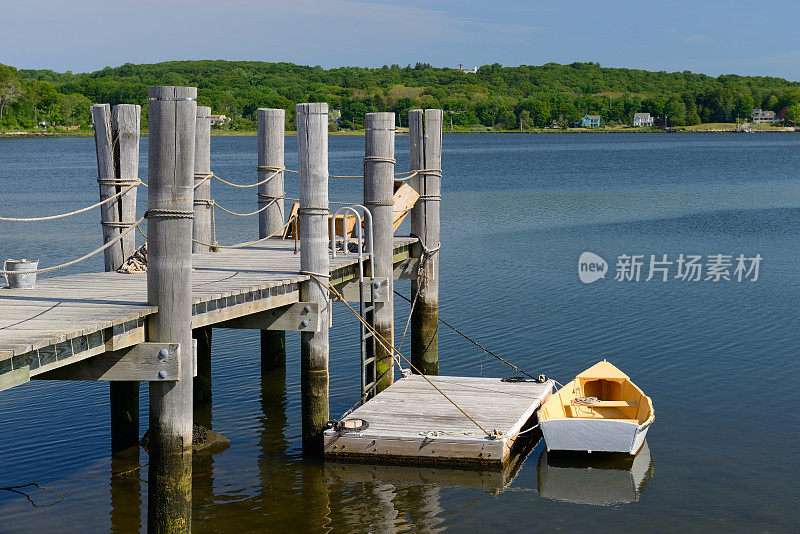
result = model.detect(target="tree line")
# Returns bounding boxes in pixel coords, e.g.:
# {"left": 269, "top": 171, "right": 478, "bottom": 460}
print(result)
{"left": 2, "top": 60, "right": 800, "bottom": 131}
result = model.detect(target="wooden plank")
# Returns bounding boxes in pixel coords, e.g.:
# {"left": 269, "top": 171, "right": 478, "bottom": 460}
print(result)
{"left": 283, "top": 202, "right": 299, "bottom": 239}
{"left": 0, "top": 366, "right": 30, "bottom": 391}
{"left": 336, "top": 277, "right": 389, "bottom": 303}
{"left": 191, "top": 286, "right": 300, "bottom": 328}
{"left": 392, "top": 181, "right": 419, "bottom": 231}
{"left": 215, "top": 302, "right": 320, "bottom": 332}
{"left": 32, "top": 342, "right": 180, "bottom": 381}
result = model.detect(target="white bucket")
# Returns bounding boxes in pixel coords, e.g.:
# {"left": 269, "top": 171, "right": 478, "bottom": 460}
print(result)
{"left": 4, "top": 259, "right": 39, "bottom": 289}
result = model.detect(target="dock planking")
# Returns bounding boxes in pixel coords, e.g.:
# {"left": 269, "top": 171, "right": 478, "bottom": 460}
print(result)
{"left": 323, "top": 375, "right": 553, "bottom": 468}
{"left": 0, "top": 237, "right": 416, "bottom": 386}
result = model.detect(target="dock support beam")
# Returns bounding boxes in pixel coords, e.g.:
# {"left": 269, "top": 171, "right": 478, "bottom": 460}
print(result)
{"left": 258, "top": 108, "right": 287, "bottom": 369}
{"left": 409, "top": 109, "right": 442, "bottom": 376}
{"left": 146, "top": 85, "right": 197, "bottom": 533}
{"left": 364, "top": 112, "right": 396, "bottom": 393}
{"left": 93, "top": 103, "right": 142, "bottom": 453}
{"left": 193, "top": 106, "right": 213, "bottom": 406}
{"left": 297, "top": 102, "right": 330, "bottom": 452}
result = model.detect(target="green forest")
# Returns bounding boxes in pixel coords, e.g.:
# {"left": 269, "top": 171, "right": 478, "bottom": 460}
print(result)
{"left": 2, "top": 60, "right": 800, "bottom": 131}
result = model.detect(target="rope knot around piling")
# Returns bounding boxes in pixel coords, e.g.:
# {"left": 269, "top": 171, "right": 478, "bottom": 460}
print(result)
{"left": 100, "top": 221, "right": 137, "bottom": 228}
{"left": 257, "top": 193, "right": 286, "bottom": 204}
{"left": 97, "top": 178, "right": 139, "bottom": 186}
{"left": 298, "top": 207, "right": 330, "bottom": 215}
{"left": 363, "top": 156, "right": 397, "bottom": 164}
{"left": 193, "top": 172, "right": 213, "bottom": 190}
{"left": 144, "top": 209, "right": 194, "bottom": 219}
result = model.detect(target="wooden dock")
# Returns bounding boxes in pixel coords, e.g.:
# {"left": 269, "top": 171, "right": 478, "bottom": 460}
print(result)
{"left": 323, "top": 375, "right": 553, "bottom": 468}
{"left": 0, "top": 94, "right": 517, "bottom": 529}
{"left": 0, "top": 238, "right": 416, "bottom": 389}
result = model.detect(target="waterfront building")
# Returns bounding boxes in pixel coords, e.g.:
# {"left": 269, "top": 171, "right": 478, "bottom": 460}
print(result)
{"left": 582, "top": 115, "right": 601, "bottom": 127}
{"left": 633, "top": 112, "right": 654, "bottom": 127}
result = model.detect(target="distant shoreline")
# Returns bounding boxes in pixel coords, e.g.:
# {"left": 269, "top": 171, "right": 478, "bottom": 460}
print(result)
{"left": 1, "top": 126, "right": 797, "bottom": 139}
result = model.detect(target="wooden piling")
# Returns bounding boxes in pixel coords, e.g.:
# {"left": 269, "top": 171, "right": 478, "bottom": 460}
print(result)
{"left": 364, "top": 112, "right": 396, "bottom": 393}
{"left": 257, "top": 108, "right": 287, "bottom": 368}
{"left": 146, "top": 85, "right": 197, "bottom": 533}
{"left": 112, "top": 104, "right": 141, "bottom": 262}
{"left": 193, "top": 106, "right": 213, "bottom": 406}
{"left": 296, "top": 102, "right": 330, "bottom": 452}
{"left": 409, "top": 109, "right": 442, "bottom": 375}
{"left": 193, "top": 106, "right": 213, "bottom": 253}
{"left": 91, "top": 104, "right": 125, "bottom": 272}
{"left": 93, "top": 103, "right": 142, "bottom": 453}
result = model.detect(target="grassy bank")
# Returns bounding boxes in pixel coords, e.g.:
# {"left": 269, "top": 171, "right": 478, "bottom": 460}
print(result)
{"left": 2, "top": 124, "right": 796, "bottom": 139}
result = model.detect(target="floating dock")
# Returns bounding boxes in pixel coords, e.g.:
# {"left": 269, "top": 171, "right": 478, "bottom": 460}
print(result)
{"left": 323, "top": 375, "right": 553, "bottom": 467}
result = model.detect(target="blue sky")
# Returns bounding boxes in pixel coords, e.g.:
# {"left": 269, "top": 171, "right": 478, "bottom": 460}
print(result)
{"left": 2, "top": 0, "right": 798, "bottom": 80}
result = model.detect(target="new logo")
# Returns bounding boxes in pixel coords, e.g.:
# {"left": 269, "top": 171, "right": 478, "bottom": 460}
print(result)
{"left": 578, "top": 252, "right": 607, "bottom": 284}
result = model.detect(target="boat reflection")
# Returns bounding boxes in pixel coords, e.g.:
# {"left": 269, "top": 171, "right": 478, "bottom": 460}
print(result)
{"left": 536, "top": 441, "right": 654, "bottom": 505}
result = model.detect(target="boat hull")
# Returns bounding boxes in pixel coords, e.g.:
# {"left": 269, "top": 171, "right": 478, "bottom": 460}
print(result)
{"left": 540, "top": 418, "right": 649, "bottom": 455}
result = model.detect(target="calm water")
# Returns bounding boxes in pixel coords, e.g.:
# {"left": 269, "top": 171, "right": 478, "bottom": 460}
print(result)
{"left": 0, "top": 133, "right": 798, "bottom": 533}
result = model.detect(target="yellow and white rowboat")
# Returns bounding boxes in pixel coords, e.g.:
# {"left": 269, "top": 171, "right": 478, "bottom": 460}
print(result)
{"left": 538, "top": 361, "right": 654, "bottom": 454}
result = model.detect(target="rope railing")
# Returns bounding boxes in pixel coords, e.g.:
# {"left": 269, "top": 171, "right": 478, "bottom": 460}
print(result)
{"left": 211, "top": 199, "right": 274, "bottom": 218}
{"left": 213, "top": 167, "right": 287, "bottom": 188}
{"left": 191, "top": 217, "right": 293, "bottom": 250}
{"left": 0, "top": 181, "right": 141, "bottom": 222}
{"left": 1, "top": 216, "right": 145, "bottom": 277}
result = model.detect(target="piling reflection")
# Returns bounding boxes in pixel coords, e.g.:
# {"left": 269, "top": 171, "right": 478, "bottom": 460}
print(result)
{"left": 192, "top": 403, "right": 215, "bottom": 525}
{"left": 147, "top": 447, "right": 192, "bottom": 532}
{"left": 109, "top": 446, "right": 143, "bottom": 533}
{"left": 536, "top": 441, "right": 654, "bottom": 505}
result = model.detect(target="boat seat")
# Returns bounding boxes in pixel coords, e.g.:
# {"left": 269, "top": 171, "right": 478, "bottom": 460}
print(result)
{"left": 565, "top": 400, "right": 638, "bottom": 408}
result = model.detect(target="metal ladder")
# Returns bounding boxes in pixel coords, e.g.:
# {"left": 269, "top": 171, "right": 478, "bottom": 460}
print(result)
{"left": 330, "top": 205, "right": 378, "bottom": 402}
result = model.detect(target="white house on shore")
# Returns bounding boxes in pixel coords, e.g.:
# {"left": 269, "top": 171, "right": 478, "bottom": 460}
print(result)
{"left": 633, "top": 112, "right": 653, "bottom": 127}
{"left": 751, "top": 108, "right": 780, "bottom": 124}
{"left": 210, "top": 114, "right": 231, "bottom": 126}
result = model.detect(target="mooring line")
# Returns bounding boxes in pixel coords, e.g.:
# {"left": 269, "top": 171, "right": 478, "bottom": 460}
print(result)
{"left": 307, "top": 273, "right": 492, "bottom": 437}
{"left": 393, "top": 289, "right": 540, "bottom": 381}
{"left": 0, "top": 483, "right": 64, "bottom": 508}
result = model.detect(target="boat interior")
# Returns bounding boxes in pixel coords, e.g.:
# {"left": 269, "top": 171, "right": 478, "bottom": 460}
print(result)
{"left": 539, "top": 362, "right": 653, "bottom": 425}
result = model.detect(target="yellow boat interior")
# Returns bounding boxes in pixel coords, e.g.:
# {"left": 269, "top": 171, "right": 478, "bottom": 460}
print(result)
{"left": 539, "top": 361, "right": 654, "bottom": 426}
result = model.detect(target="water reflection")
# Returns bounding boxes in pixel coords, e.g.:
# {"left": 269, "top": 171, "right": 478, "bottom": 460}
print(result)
{"left": 108, "top": 447, "right": 143, "bottom": 533}
{"left": 192, "top": 403, "right": 215, "bottom": 525}
{"left": 536, "top": 442, "right": 654, "bottom": 506}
